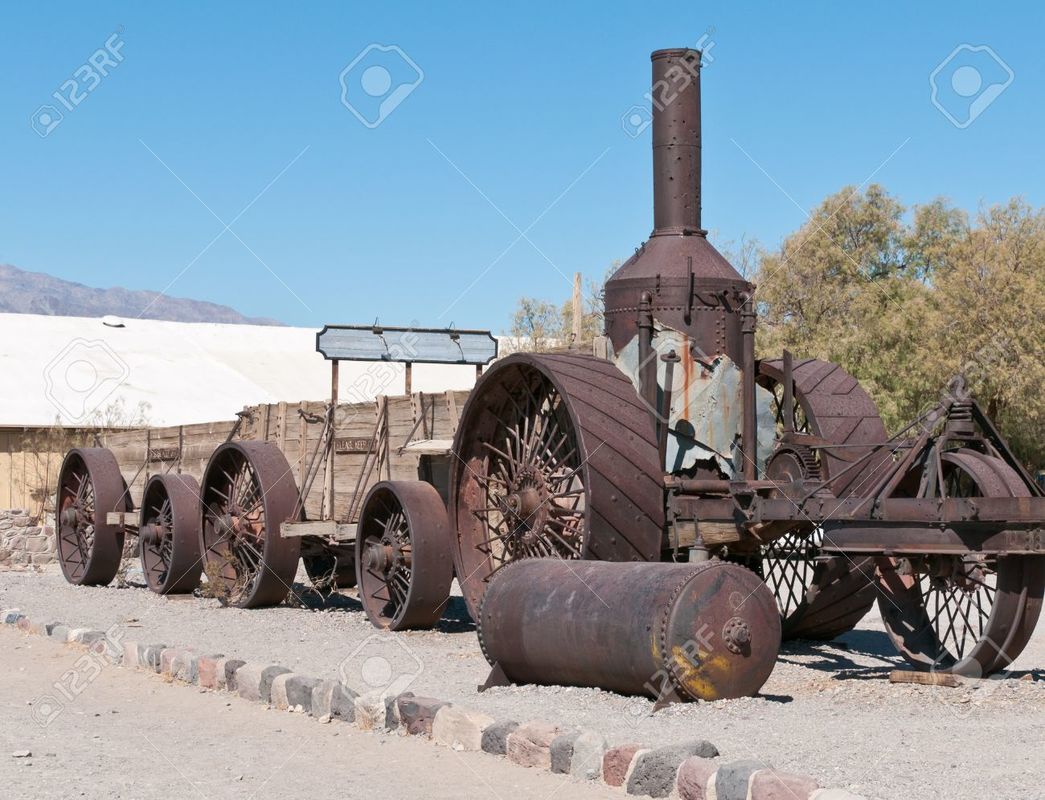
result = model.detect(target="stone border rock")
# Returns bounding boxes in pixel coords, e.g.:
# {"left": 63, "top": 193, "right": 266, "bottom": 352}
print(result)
{"left": 2, "top": 608, "right": 867, "bottom": 800}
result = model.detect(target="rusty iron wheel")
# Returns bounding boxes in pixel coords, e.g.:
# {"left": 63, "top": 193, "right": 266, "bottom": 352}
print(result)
{"left": 200, "top": 441, "right": 300, "bottom": 609}
{"left": 450, "top": 353, "right": 664, "bottom": 620}
{"left": 877, "top": 451, "right": 1045, "bottom": 675}
{"left": 756, "top": 359, "right": 889, "bottom": 640}
{"left": 355, "top": 481, "right": 453, "bottom": 630}
{"left": 302, "top": 543, "right": 357, "bottom": 591}
{"left": 138, "top": 474, "right": 203, "bottom": 594}
{"left": 56, "top": 448, "right": 127, "bottom": 586}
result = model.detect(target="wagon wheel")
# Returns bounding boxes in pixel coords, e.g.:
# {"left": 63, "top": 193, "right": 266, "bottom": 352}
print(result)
{"left": 138, "top": 474, "right": 203, "bottom": 594}
{"left": 450, "top": 353, "right": 664, "bottom": 620}
{"left": 877, "top": 451, "right": 1044, "bottom": 675}
{"left": 757, "top": 359, "right": 889, "bottom": 640}
{"left": 302, "top": 544, "right": 357, "bottom": 590}
{"left": 200, "top": 441, "right": 300, "bottom": 608}
{"left": 355, "top": 481, "right": 453, "bottom": 630}
{"left": 56, "top": 448, "right": 127, "bottom": 586}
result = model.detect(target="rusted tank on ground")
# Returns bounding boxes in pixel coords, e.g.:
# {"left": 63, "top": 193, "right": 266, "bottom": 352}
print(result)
{"left": 477, "top": 559, "right": 780, "bottom": 702}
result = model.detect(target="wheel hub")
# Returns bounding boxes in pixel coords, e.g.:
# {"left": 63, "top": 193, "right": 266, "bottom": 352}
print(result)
{"left": 139, "top": 522, "right": 164, "bottom": 547}
{"left": 60, "top": 506, "right": 81, "bottom": 529}
{"left": 215, "top": 512, "right": 239, "bottom": 538}
{"left": 502, "top": 467, "right": 550, "bottom": 534}
{"left": 366, "top": 539, "right": 410, "bottom": 575}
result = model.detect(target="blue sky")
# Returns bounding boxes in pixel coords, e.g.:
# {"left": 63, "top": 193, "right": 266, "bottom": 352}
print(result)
{"left": 1, "top": 2, "right": 1042, "bottom": 331}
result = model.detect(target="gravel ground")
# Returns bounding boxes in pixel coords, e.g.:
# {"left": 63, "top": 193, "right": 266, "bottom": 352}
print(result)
{"left": 0, "top": 629, "right": 618, "bottom": 800}
{"left": 3, "top": 565, "right": 1043, "bottom": 800}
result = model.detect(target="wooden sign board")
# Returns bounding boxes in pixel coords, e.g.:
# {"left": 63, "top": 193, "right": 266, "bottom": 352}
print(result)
{"left": 148, "top": 447, "right": 181, "bottom": 462}
{"left": 335, "top": 437, "right": 375, "bottom": 454}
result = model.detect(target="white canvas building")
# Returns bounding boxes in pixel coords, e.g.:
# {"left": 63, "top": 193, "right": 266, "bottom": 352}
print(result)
{"left": 0, "top": 313, "right": 491, "bottom": 428}
{"left": 0, "top": 312, "right": 497, "bottom": 512}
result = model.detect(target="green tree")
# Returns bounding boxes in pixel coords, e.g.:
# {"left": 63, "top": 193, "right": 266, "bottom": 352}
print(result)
{"left": 507, "top": 263, "right": 617, "bottom": 353}
{"left": 755, "top": 185, "right": 1044, "bottom": 469}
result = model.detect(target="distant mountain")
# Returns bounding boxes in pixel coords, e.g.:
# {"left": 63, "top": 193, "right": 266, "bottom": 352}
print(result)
{"left": 0, "top": 263, "right": 282, "bottom": 325}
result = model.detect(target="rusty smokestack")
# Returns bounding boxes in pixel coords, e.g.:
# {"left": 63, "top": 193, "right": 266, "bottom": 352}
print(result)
{"left": 603, "top": 48, "right": 751, "bottom": 363}
{"left": 651, "top": 48, "right": 703, "bottom": 236}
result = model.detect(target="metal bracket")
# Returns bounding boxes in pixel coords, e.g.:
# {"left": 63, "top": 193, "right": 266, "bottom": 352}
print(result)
{"left": 477, "top": 662, "right": 511, "bottom": 693}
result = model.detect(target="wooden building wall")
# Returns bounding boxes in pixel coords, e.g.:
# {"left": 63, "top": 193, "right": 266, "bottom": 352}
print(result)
{"left": 95, "top": 390, "right": 469, "bottom": 523}
{"left": 0, "top": 427, "right": 92, "bottom": 515}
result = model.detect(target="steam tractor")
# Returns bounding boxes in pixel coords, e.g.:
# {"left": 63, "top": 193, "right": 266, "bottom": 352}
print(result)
{"left": 450, "top": 48, "right": 1044, "bottom": 687}
{"left": 54, "top": 48, "right": 1043, "bottom": 701}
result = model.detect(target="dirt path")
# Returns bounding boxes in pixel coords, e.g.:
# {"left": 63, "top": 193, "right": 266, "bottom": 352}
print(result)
{"left": 0, "top": 628, "right": 617, "bottom": 800}
{"left": 3, "top": 567, "right": 1044, "bottom": 799}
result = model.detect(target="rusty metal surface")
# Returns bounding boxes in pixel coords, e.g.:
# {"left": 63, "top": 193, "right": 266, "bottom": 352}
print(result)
{"left": 876, "top": 452, "right": 1044, "bottom": 674}
{"left": 605, "top": 49, "right": 751, "bottom": 363}
{"left": 449, "top": 352, "right": 664, "bottom": 619}
{"left": 656, "top": 357, "right": 891, "bottom": 640}
{"left": 614, "top": 321, "right": 775, "bottom": 476}
{"left": 355, "top": 480, "right": 453, "bottom": 630}
{"left": 651, "top": 48, "right": 702, "bottom": 236}
{"left": 757, "top": 358, "right": 890, "bottom": 499}
{"left": 200, "top": 441, "right": 301, "bottom": 608}
{"left": 55, "top": 447, "right": 128, "bottom": 587}
{"left": 477, "top": 559, "right": 780, "bottom": 701}
{"left": 138, "top": 473, "right": 203, "bottom": 594}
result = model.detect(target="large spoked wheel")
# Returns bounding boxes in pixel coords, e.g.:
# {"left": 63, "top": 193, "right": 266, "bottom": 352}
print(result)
{"left": 757, "top": 359, "right": 889, "bottom": 640}
{"left": 761, "top": 528, "right": 878, "bottom": 641}
{"left": 355, "top": 481, "right": 453, "bottom": 630}
{"left": 877, "top": 451, "right": 1044, "bottom": 675}
{"left": 56, "top": 448, "right": 127, "bottom": 586}
{"left": 450, "top": 353, "right": 664, "bottom": 619}
{"left": 200, "top": 441, "right": 301, "bottom": 608}
{"left": 139, "top": 474, "right": 203, "bottom": 594}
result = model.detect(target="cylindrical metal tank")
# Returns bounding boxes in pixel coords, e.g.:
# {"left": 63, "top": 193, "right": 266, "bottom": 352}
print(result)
{"left": 477, "top": 559, "right": 780, "bottom": 702}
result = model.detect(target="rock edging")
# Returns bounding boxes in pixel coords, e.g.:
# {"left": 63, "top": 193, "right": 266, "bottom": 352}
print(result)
{"left": 2, "top": 608, "right": 867, "bottom": 800}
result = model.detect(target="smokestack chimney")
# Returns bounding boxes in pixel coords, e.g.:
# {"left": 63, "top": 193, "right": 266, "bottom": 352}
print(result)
{"left": 603, "top": 47, "right": 750, "bottom": 362}
{"left": 651, "top": 49, "right": 703, "bottom": 236}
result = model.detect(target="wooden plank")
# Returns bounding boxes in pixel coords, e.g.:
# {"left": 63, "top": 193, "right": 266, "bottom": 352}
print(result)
{"left": 889, "top": 670, "right": 961, "bottom": 688}
{"left": 277, "top": 401, "right": 288, "bottom": 452}
{"left": 400, "top": 439, "right": 454, "bottom": 454}
{"left": 281, "top": 520, "right": 335, "bottom": 538}
{"left": 298, "top": 408, "right": 307, "bottom": 486}
{"left": 697, "top": 522, "right": 742, "bottom": 545}
{"left": 446, "top": 390, "right": 460, "bottom": 436}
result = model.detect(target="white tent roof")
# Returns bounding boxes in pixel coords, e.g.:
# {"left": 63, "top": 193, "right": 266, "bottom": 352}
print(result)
{"left": 0, "top": 313, "right": 492, "bottom": 427}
